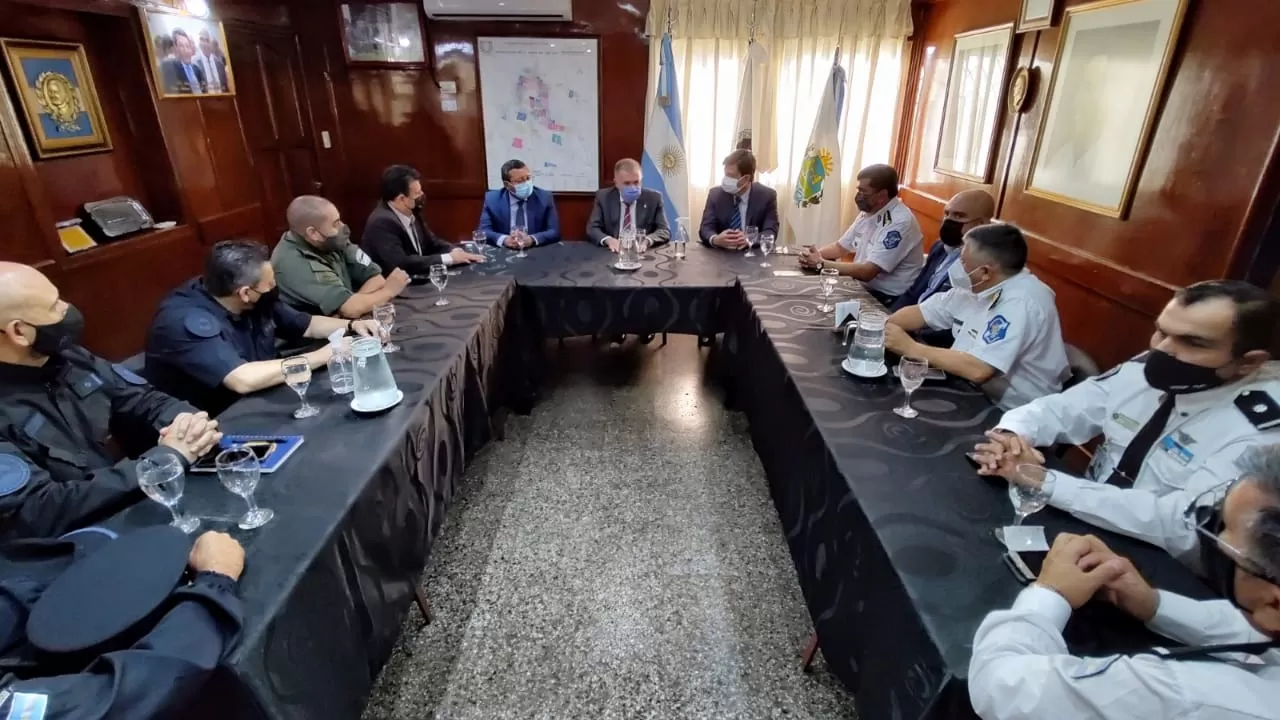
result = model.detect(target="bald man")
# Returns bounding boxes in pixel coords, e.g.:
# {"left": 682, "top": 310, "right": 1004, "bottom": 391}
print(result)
{"left": 891, "top": 189, "right": 996, "bottom": 312}
{"left": 271, "top": 195, "right": 410, "bottom": 318}
{"left": 0, "top": 263, "right": 221, "bottom": 540}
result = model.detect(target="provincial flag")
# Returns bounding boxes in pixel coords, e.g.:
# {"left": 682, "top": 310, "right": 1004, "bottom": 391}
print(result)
{"left": 641, "top": 33, "right": 689, "bottom": 231}
{"left": 787, "top": 58, "right": 846, "bottom": 247}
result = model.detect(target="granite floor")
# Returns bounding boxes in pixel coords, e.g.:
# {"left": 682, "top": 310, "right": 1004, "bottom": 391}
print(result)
{"left": 363, "top": 336, "right": 858, "bottom": 720}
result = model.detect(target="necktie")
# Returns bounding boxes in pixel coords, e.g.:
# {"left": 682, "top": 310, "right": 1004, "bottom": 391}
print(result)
{"left": 515, "top": 200, "right": 527, "bottom": 234}
{"left": 183, "top": 64, "right": 198, "bottom": 93}
{"left": 1106, "top": 394, "right": 1176, "bottom": 487}
{"left": 622, "top": 202, "right": 633, "bottom": 235}
{"left": 729, "top": 200, "right": 742, "bottom": 230}
{"left": 408, "top": 218, "right": 422, "bottom": 254}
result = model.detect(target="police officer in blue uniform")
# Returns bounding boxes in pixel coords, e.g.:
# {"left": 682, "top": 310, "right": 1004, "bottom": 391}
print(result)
{"left": 0, "top": 263, "right": 222, "bottom": 541}
{"left": 145, "top": 239, "right": 381, "bottom": 416}
{"left": 0, "top": 527, "right": 245, "bottom": 719}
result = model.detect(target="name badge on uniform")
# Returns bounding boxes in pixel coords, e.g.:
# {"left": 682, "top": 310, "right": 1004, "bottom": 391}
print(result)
{"left": 1111, "top": 412, "right": 1141, "bottom": 432}
{"left": 1160, "top": 432, "right": 1195, "bottom": 466}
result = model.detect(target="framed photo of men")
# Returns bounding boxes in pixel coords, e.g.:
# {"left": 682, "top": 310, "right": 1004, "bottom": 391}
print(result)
{"left": 141, "top": 8, "right": 235, "bottom": 99}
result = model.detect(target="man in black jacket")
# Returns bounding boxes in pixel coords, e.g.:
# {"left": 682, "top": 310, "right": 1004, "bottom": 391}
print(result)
{"left": 361, "top": 165, "right": 485, "bottom": 276}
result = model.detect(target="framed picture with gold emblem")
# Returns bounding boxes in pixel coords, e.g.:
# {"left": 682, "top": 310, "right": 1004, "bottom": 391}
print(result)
{"left": 1, "top": 39, "right": 112, "bottom": 159}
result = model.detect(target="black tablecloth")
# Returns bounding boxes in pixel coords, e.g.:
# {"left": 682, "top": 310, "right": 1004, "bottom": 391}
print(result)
{"left": 108, "top": 275, "right": 528, "bottom": 720}
{"left": 725, "top": 275, "right": 1213, "bottom": 720}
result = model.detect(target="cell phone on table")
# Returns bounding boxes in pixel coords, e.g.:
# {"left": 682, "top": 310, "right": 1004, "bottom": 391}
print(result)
{"left": 892, "top": 366, "right": 946, "bottom": 381}
{"left": 189, "top": 440, "right": 275, "bottom": 471}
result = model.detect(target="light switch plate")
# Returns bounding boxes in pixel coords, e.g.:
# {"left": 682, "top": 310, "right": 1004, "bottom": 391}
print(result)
{"left": 321, "top": 131, "right": 332, "bottom": 149}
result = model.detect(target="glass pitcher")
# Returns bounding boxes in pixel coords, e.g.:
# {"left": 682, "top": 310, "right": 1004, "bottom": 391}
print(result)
{"left": 848, "top": 310, "right": 887, "bottom": 374}
{"left": 618, "top": 235, "right": 639, "bottom": 267}
{"left": 351, "top": 336, "right": 400, "bottom": 408}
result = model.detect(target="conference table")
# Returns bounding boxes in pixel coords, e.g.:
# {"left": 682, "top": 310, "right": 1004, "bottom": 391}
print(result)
{"left": 107, "top": 241, "right": 1209, "bottom": 720}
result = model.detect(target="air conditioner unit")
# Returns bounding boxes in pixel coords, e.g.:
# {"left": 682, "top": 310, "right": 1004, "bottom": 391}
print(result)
{"left": 423, "top": 0, "right": 572, "bottom": 22}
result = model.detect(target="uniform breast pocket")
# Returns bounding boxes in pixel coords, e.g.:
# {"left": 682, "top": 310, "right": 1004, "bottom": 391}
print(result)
{"left": 78, "top": 390, "right": 115, "bottom": 447}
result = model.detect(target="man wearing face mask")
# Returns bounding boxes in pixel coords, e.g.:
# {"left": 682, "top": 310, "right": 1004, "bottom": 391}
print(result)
{"left": 698, "top": 149, "right": 779, "bottom": 250}
{"left": 968, "top": 445, "right": 1280, "bottom": 720}
{"left": 799, "top": 164, "right": 924, "bottom": 307}
{"left": 891, "top": 189, "right": 996, "bottom": 311}
{"left": 885, "top": 223, "right": 1069, "bottom": 409}
{"left": 0, "top": 263, "right": 222, "bottom": 540}
{"left": 587, "top": 158, "right": 670, "bottom": 252}
{"left": 271, "top": 195, "right": 410, "bottom": 318}
{"left": 974, "top": 280, "right": 1280, "bottom": 570}
{"left": 361, "top": 165, "right": 486, "bottom": 276}
{"left": 479, "top": 159, "right": 562, "bottom": 249}
{"left": 145, "top": 240, "right": 382, "bottom": 416}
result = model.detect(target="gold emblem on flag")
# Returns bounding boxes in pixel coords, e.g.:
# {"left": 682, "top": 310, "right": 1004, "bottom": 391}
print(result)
{"left": 659, "top": 144, "right": 685, "bottom": 178}
{"left": 794, "top": 145, "right": 834, "bottom": 208}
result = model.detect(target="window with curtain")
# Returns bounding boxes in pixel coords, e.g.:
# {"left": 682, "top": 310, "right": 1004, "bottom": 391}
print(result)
{"left": 647, "top": 0, "right": 913, "bottom": 245}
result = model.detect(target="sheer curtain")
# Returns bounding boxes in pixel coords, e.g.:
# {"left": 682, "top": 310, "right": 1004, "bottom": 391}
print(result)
{"left": 647, "top": 0, "right": 913, "bottom": 245}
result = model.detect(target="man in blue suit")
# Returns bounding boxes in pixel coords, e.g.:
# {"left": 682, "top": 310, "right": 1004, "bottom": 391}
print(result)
{"left": 479, "top": 159, "right": 561, "bottom": 249}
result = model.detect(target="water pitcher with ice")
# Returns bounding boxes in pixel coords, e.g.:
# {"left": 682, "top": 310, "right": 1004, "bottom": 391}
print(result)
{"left": 848, "top": 310, "right": 887, "bottom": 375}
{"left": 351, "top": 336, "right": 399, "bottom": 409}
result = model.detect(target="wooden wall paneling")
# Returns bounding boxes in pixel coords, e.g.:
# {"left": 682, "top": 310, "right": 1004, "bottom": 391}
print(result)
{"left": 0, "top": 59, "right": 61, "bottom": 265}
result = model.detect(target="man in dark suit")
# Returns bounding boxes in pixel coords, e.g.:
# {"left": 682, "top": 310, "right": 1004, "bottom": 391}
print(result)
{"left": 698, "top": 149, "right": 779, "bottom": 250}
{"left": 160, "top": 29, "right": 206, "bottom": 96}
{"left": 479, "top": 159, "right": 561, "bottom": 248}
{"left": 361, "top": 165, "right": 485, "bottom": 276}
{"left": 196, "top": 29, "right": 229, "bottom": 94}
{"left": 587, "top": 158, "right": 670, "bottom": 252}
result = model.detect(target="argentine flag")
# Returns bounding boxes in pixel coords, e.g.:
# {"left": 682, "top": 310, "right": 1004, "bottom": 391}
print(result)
{"left": 642, "top": 33, "right": 688, "bottom": 231}
{"left": 787, "top": 58, "right": 846, "bottom": 247}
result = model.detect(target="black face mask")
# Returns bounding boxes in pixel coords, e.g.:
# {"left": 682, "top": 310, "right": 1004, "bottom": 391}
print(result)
{"left": 412, "top": 196, "right": 425, "bottom": 212}
{"left": 251, "top": 288, "right": 279, "bottom": 312}
{"left": 1198, "top": 513, "right": 1240, "bottom": 605}
{"left": 855, "top": 193, "right": 873, "bottom": 213}
{"left": 26, "top": 304, "right": 85, "bottom": 358}
{"left": 1143, "top": 349, "right": 1231, "bottom": 395}
{"left": 319, "top": 224, "right": 351, "bottom": 253}
{"left": 939, "top": 219, "right": 966, "bottom": 247}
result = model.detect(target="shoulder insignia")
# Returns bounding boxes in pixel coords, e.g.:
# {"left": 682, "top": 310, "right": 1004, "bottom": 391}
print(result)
{"left": 983, "top": 315, "right": 1010, "bottom": 344}
{"left": 111, "top": 364, "right": 147, "bottom": 386}
{"left": 1234, "top": 390, "right": 1280, "bottom": 431}
{"left": 0, "top": 454, "right": 31, "bottom": 497}
{"left": 183, "top": 311, "right": 221, "bottom": 339}
{"left": 878, "top": 209, "right": 892, "bottom": 226}
{"left": 6, "top": 692, "right": 48, "bottom": 720}
{"left": 1069, "top": 655, "right": 1122, "bottom": 680}
{"left": 882, "top": 230, "right": 902, "bottom": 250}
{"left": 987, "top": 289, "right": 1003, "bottom": 309}
{"left": 354, "top": 247, "right": 373, "bottom": 266}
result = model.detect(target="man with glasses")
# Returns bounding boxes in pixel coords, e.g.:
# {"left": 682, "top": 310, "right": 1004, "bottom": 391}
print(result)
{"left": 968, "top": 445, "right": 1280, "bottom": 719}
{"left": 146, "top": 239, "right": 381, "bottom": 416}
{"left": 974, "top": 280, "right": 1280, "bottom": 567}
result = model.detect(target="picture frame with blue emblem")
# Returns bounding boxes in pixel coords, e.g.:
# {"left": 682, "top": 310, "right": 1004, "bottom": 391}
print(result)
{"left": 0, "top": 39, "right": 112, "bottom": 159}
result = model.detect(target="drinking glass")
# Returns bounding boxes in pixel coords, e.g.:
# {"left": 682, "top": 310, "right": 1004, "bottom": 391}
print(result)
{"left": 674, "top": 217, "right": 690, "bottom": 259}
{"left": 759, "top": 231, "right": 776, "bottom": 267}
{"left": 373, "top": 303, "right": 399, "bottom": 353}
{"left": 429, "top": 264, "right": 449, "bottom": 306}
{"left": 138, "top": 454, "right": 199, "bottom": 533}
{"left": 1008, "top": 464, "right": 1054, "bottom": 526}
{"left": 281, "top": 356, "right": 318, "bottom": 419}
{"left": 513, "top": 220, "right": 529, "bottom": 259}
{"left": 635, "top": 232, "right": 650, "bottom": 259}
{"left": 894, "top": 356, "right": 928, "bottom": 418}
{"left": 819, "top": 267, "right": 840, "bottom": 313}
{"left": 744, "top": 225, "right": 759, "bottom": 257}
{"left": 216, "top": 446, "right": 274, "bottom": 530}
{"left": 471, "top": 230, "right": 489, "bottom": 261}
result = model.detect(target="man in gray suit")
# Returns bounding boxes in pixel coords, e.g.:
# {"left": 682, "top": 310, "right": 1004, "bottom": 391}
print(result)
{"left": 587, "top": 158, "right": 670, "bottom": 252}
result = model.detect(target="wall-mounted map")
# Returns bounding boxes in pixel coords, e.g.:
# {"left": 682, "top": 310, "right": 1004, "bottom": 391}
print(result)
{"left": 477, "top": 36, "right": 600, "bottom": 192}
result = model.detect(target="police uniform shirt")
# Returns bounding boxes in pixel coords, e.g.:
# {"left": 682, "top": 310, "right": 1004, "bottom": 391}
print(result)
{"left": 270, "top": 231, "right": 382, "bottom": 316}
{"left": 835, "top": 196, "right": 925, "bottom": 297}
{"left": 919, "top": 270, "right": 1070, "bottom": 410}
{"left": 997, "top": 361, "right": 1280, "bottom": 564}
{"left": 0, "top": 348, "right": 193, "bottom": 540}
{"left": 145, "top": 278, "right": 313, "bottom": 415}
{"left": 969, "top": 584, "right": 1280, "bottom": 720}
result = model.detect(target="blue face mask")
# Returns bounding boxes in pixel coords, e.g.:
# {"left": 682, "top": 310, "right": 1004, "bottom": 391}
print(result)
{"left": 620, "top": 185, "right": 641, "bottom": 203}
{"left": 512, "top": 180, "right": 534, "bottom": 200}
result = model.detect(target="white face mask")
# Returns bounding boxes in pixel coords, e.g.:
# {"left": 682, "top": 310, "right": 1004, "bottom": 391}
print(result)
{"left": 721, "top": 175, "right": 742, "bottom": 194}
{"left": 948, "top": 260, "right": 979, "bottom": 292}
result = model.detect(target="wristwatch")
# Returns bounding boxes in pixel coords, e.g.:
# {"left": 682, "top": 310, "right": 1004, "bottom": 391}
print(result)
{"left": 346, "top": 319, "right": 355, "bottom": 335}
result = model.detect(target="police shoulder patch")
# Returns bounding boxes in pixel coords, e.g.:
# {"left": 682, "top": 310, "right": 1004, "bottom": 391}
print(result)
{"left": 354, "top": 247, "right": 373, "bottom": 266}
{"left": 111, "top": 364, "right": 147, "bottom": 386}
{"left": 0, "top": 454, "right": 32, "bottom": 497}
{"left": 6, "top": 691, "right": 48, "bottom": 720}
{"left": 1068, "top": 654, "right": 1122, "bottom": 680}
{"left": 882, "top": 230, "right": 902, "bottom": 250}
{"left": 983, "top": 314, "right": 1010, "bottom": 344}
{"left": 183, "top": 311, "right": 221, "bottom": 339}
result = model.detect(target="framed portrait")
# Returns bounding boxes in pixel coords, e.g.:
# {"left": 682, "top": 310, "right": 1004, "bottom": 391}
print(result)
{"left": 1017, "top": 0, "right": 1060, "bottom": 32}
{"left": 0, "top": 39, "right": 112, "bottom": 159}
{"left": 1025, "top": 0, "right": 1189, "bottom": 218}
{"left": 340, "top": 3, "right": 426, "bottom": 65}
{"left": 141, "top": 8, "right": 235, "bottom": 99}
{"left": 933, "top": 24, "right": 1015, "bottom": 183}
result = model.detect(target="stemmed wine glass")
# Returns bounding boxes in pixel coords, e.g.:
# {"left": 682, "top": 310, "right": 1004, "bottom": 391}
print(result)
{"left": 759, "top": 231, "right": 776, "bottom": 267}
{"left": 744, "top": 225, "right": 759, "bottom": 258}
{"left": 894, "top": 356, "right": 928, "bottom": 418}
{"left": 138, "top": 454, "right": 200, "bottom": 533}
{"left": 818, "top": 267, "right": 839, "bottom": 313}
{"left": 994, "top": 464, "right": 1056, "bottom": 545}
{"left": 429, "top": 264, "right": 449, "bottom": 306}
{"left": 215, "top": 446, "right": 274, "bottom": 530}
{"left": 373, "top": 303, "right": 399, "bottom": 353}
{"left": 513, "top": 220, "right": 529, "bottom": 259}
{"left": 281, "top": 356, "right": 318, "bottom": 419}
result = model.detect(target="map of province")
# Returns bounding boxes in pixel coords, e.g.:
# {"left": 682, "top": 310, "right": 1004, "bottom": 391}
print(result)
{"left": 478, "top": 37, "right": 600, "bottom": 192}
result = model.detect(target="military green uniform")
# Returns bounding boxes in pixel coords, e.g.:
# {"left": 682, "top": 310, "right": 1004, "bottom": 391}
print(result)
{"left": 270, "top": 231, "right": 382, "bottom": 316}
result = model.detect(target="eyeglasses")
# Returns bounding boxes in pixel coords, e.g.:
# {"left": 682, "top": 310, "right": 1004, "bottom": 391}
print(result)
{"left": 1181, "top": 478, "right": 1280, "bottom": 585}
